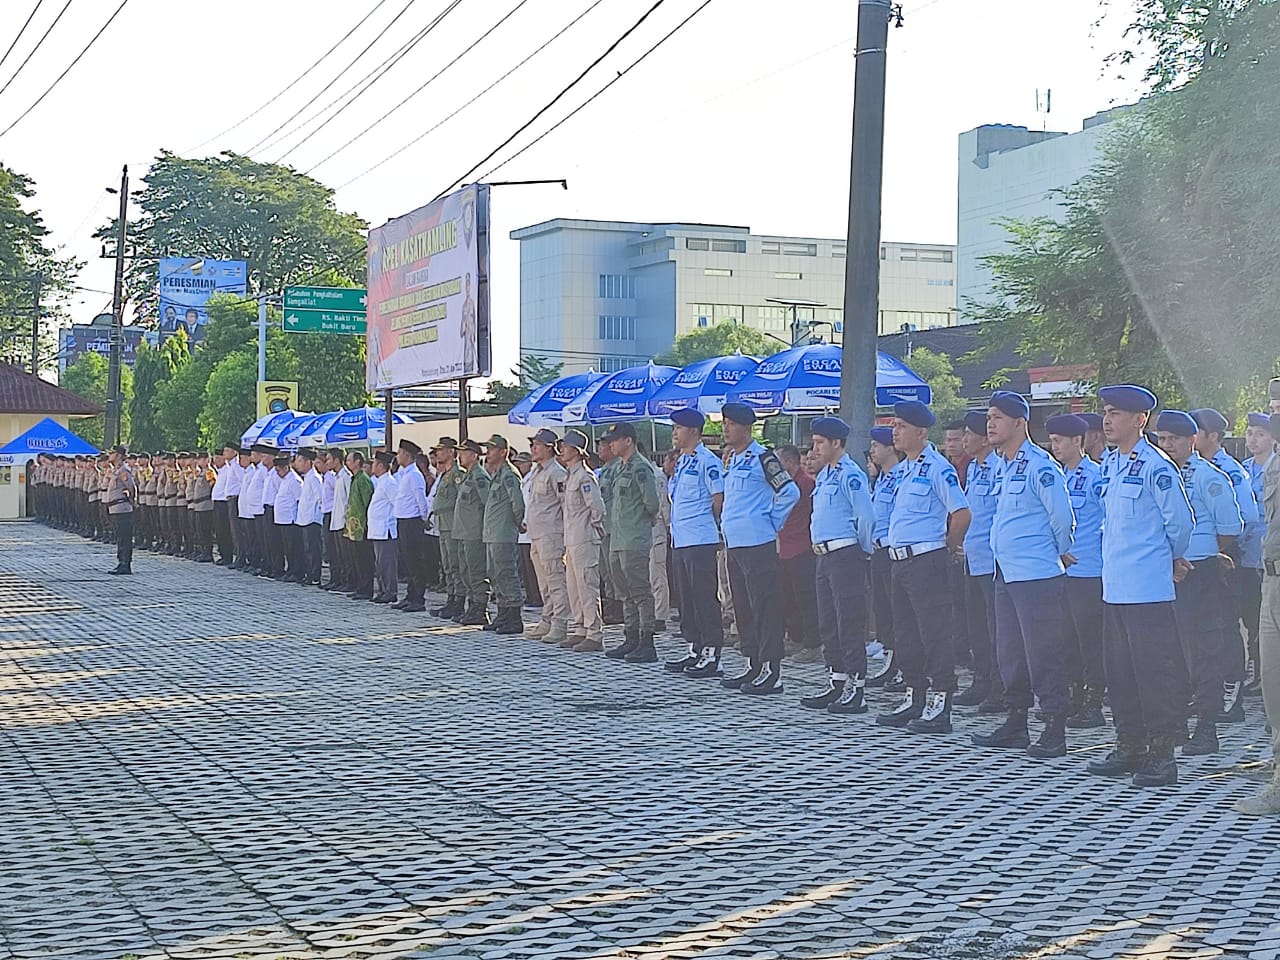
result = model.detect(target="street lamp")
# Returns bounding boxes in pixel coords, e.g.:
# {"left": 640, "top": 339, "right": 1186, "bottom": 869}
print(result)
{"left": 765, "top": 297, "right": 827, "bottom": 346}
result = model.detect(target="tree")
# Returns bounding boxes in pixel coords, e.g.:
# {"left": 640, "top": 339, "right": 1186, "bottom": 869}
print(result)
{"left": 486, "top": 355, "right": 564, "bottom": 405}
{"left": 129, "top": 341, "right": 170, "bottom": 451}
{"left": 900, "top": 347, "right": 965, "bottom": 436}
{"left": 656, "top": 324, "right": 785, "bottom": 367}
{"left": 198, "top": 352, "right": 261, "bottom": 447}
{"left": 61, "top": 352, "right": 132, "bottom": 448}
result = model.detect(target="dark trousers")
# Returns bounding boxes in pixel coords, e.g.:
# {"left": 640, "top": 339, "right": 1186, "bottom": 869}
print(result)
{"left": 396, "top": 517, "right": 427, "bottom": 603}
{"left": 238, "top": 514, "right": 257, "bottom": 567}
{"left": 1062, "top": 575, "right": 1105, "bottom": 698}
{"left": 1174, "top": 555, "right": 1228, "bottom": 719}
{"left": 213, "top": 501, "right": 233, "bottom": 561}
{"left": 965, "top": 571, "right": 999, "bottom": 692}
{"left": 1104, "top": 601, "right": 1189, "bottom": 741}
{"left": 280, "top": 524, "right": 301, "bottom": 577}
{"left": 301, "top": 523, "right": 323, "bottom": 583}
{"left": 673, "top": 543, "right": 723, "bottom": 650}
{"left": 889, "top": 548, "right": 955, "bottom": 692}
{"left": 780, "top": 551, "right": 819, "bottom": 649}
{"left": 726, "top": 542, "right": 785, "bottom": 665}
{"left": 112, "top": 511, "right": 133, "bottom": 568}
{"left": 870, "top": 547, "right": 895, "bottom": 649}
{"left": 425, "top": 534, "right": 442, "bottom": 588}
{"left": 816, "top": 546, "right": 869, "bottom": 678}
{"left": 261, "top": 509, "right": 282, "bottom": 576}
{"left": 350, "top": 538, "right": 374, "bottom": 596}
{"left": 609, "top": 549, "right": 654, "bottom": 634}
{"left": 326, "top": 526, "right": 347, "bottom": 586}
{"left": 993, "top": 569, "right": 1070, "bottom": 716}
{"left": 227, "top": 497, "right": 242, "bottom": 562}
{"left": 1224, "top": 565, "right": 1254, "bottom": 683}
{"left": 1241, "top": 566, "right": 1263, "bottom": 648}
{"left": 519, "top": 541, "right": 542, "bottom": 606}
{"left": 195, "top": 510, "right": 214, "bottom": 550}
{"left": 373, "top": 539, "right": 397, "bottom": 599}
{"left": 949, "top": 556, "right": 970, "bottom": 661}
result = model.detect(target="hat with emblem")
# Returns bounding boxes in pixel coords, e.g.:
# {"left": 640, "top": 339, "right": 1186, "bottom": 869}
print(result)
{"left": 1247, "top": 412, "right": 1271, "bottom": 429}
{"left": 398, "top": 437, "right": 423, "bottom": 456}
{"left": 531, "top": 428, "right": 559, "bottom": 445}
{"left": 558, "top": 428, "right": 591, "bottom": 453}
{"left": 870, "top": 426, "right": 894, "bottom": 446}
{"left": 1189, "top": 408, "right": 1229, "bottom": 435}
{"left": 432, "top": 437, "right": 458, "bottom": 451}
{"left": 810, "top": 416, "right": 850, "bottom": 441}
{"left": 1099, "top": 384, "right": 1157, "bottom": 413}
{"left": 482, "top": 434, "right": 509, "bottom": 450}
{"left": 1045, "top": 414, "right": 1088, "bottom": 438}
{"left": 601, "top": 422, "right": 637, "bottom": 442}
{"left": 670, "top": 408, "right": 706, "bottom": 429}
{"left": 721, "top": 402, "right": 756, "bottom": 426}
{"left": 458, "top": 438, "right": 482, "bottom": 455}
{"left": 962, "top": 411, "right": 987, "bottom": 436}
{"left": 1155, "top": 409, "right": 1198, "bottom": 437}
{"left": 989, "top": 390, "right": 1030, "bottom": 420}
{"left": 893, "top": 400, "right": 935, "bottom": 429}
{"left": 1078, "top": 412, "right": 1103, "bottom": 432}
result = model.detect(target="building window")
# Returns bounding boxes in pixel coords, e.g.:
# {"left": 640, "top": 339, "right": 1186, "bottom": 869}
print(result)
{"left": 710, "top": 238, "right": 746, "bottom": 253}
{"left": 832, "top": 244, "right": 846, "bottom": 258}
{"left": 756, "top": 305, "right": 787, "bottom": 332}
{"left": 917, "top": 249, "right": 953, "bottom": 263}
{"left": 828, "top": 308, "right": 844, "bottom": 324}
{"left": 598, "top": 355, "right": 636, "bottom": 373}
{"left": 598, "top": 315, "right": 636, "bottom": 340}
{"left": 895, "top": 310, "right": 952, "bottom": 330}
{"left": 686, "top": 237, "right": 709, "bottom": 251}
{"left": 775, "top": 271, "right": 802, "bottom": 280}
{"left": 760, "top": 241, "right": 780, "bottom": 254}
{"left": 781, "top": 242, "right": 818, "bottom": 257}
{"left": 704, "top": 268, "right": 732, "bottom": 277}
{"left": 927, "top": 278, "right": 955, "bottom": 287}
{"left": 880, "top": 246, "right": 887, "bottom": 260}
{"left": 713, "top": 304, "right": 744, "bottom": 325}
{"left": 899, "top": 248, "right": 917, "bottom": 261}
{"left": 693, "top": 303, "right": 714, "bottom": 327}
{"left": 598, "top": 274, "right": 635, "bottom": 299}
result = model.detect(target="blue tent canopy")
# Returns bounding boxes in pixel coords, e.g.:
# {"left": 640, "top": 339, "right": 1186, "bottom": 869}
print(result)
{"left": 0, "top": 417, "right": 99, "bottom": 457}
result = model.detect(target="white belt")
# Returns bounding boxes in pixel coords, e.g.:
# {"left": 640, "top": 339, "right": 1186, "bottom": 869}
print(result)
{"left": 888, "top": 540, "right": 947, "bottom": 561}
{"left": 813, "top": 538, "right": 859, "bottom": 556}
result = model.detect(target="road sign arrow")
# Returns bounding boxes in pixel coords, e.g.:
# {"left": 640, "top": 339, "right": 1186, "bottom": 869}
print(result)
{"left": 286, "top": 313, "right": 299, "bottom": 326}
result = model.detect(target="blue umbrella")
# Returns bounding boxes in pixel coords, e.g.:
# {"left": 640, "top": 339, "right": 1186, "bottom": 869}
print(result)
{"left": 508, "top": 371, "right": 607, "bottom": 427}
{"left": 727, "top": 343, "right": 931, "bottom": 412}
{"left": 298, "top": 406, "right": 414, "bottom": 448}
{"left": 564, "top": 362, "right": 679, "bottom": 423}
{"left": 242, "top": 410, "right": 303, "bottom": 446}
{"left": 257, "top": 411, "right": 315, "bottom": 447}
{"left": 277, "top": 414, "right": 320, "bottom": 450}
{"left": 646, "top": 353, "right": 761, "bottom": 417}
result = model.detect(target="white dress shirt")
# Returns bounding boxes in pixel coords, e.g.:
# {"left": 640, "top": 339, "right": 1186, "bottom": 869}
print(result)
{"left": 225, "top": 460, "right": 245, "bottom": 497}
{"left": 368, "top": 472, "right": 399, "bottom": 540}
{"left": 297, "top": 469, "right": 324, "bottom": 526}
{"left": 321, "top": 469, "right": 336, "bottom": 515}
{"left": 240, "top": 462, "right": 266, "bottom": 518}
{"left": 273, "top": 470, "right": 301, "bottom": 524}
{"left": 330, "top": 466, "right": 353, "bottom": 532}
{"left": 212, "top": 462, "right": 230, "bottom": 502}
{"left": 393, "top": 462, "right": 428, "bottom": 520}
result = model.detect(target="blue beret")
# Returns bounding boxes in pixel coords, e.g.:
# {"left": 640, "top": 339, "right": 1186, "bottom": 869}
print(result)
{"left": 670, "top": 408, "right": 705, "bottom": 428}
{"left": 1078, "top": 413, "right": 1103, "bottom": 432}
{"left": 989, "top": 390, "right": 1030, "bottom": 420}
{"left": 894, "top": 400, "right": 935, "bottom": 428}
{"left": 1189, "top": 408, "right": 1228, "bottom": 435}
{"left": 721, "top": 402, "right": 756, "bottom": 426}
{"left": 870, "top": 426, "right": 894, "bottom": 446}
{"left": 962, "top": 411, "right": 988, "bottom": 435}
{"left": 1247, "top": 412, "right": 1271, "bottom": 429}
{"left": 810, "top": 416, "right": 850, "bottom": 441}
{"left": 1099, "top": 384, "right": 1157, "bottom": 413}
{"left": 1156, "top": 409, "right": 1198, "bottom": 437}
{"left": 1045, "top": 414, "right": 1088, "bottom": 438}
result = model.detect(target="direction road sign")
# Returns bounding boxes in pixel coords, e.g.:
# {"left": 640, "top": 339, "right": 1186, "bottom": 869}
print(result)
{"left": 282, "top": 285, "right": 367, "bottom": 335}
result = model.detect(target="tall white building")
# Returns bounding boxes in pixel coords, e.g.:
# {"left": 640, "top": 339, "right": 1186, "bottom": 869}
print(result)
{"left": 956, "top": 104, "right": 1135, "bottom": 322}
{"left": 511, "top": 219, "right": 956, "bottom": 375}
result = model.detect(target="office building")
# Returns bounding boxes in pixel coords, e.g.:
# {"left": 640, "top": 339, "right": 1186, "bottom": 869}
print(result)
{"left": 511, "top": 219, "right": 956, "bottom": 375}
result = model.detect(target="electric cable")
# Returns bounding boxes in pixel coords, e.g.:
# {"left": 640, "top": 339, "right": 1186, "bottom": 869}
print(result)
{"left": 0, "top": 0, "right": 73, "bottom": 100}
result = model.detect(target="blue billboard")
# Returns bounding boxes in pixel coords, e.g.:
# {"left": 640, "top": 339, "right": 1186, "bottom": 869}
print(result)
{"left": 158, "top": 258, "right": 248, "bottom": 343}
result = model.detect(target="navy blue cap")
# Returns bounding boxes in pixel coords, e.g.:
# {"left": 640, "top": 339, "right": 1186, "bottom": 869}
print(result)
{"left": 989, "top": 390, "right": 1030, "bottom": 420}
{"left": 1189, "top": 408, "right": 1229, "bottom": 435}
{"left": 1156, "top": 410, "right": 1198, "bottom": 437}
{"left": 532, "top": 428, "right": 559, "bottom": 445}
{"left": 1078, "top": 413, "right": 1103, "bottom": 432}
{"left": 670, "top": 408, "right": 706, "bottom": 428}
{"left": 1247, "top": 412, "right": 1271, "bottom": 429}
{"left": 962, "top": 411, "right": 987, "bottom": 436}
{"left": 1045, "top": 414, "right": 1088, "bottom": 438}
{"left": 810, "top": 416, "right": 850, "bottom": 441}
{"left": 893, "top": 400, "right": 935, "bottom": 429}
{"left": 558, "top": 429, "right": 590, "bottom": 452}
{"left": 1099, "top": 384, "right": 1157, "bottom": 413}
{"left": 721, "top": 402, "right": 756, "bottom": 426}
{"left": 870, "top": 426, "right": 894, "bottom": 446}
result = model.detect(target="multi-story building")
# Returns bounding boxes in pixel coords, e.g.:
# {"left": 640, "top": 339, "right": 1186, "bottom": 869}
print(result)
{"left": 511, "top": 218, "right": 956, "bottom": 374}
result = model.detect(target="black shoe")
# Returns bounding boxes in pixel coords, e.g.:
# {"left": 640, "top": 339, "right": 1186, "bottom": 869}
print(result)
{"left": 450, "top": 607, "right": 468, "bottom": 624}
{"left": 496, "top": 608, "right": 525, "bottom": 636}
{"left": 1086, "top": 741, "right": 1147, "bottom": 777}
{"left": 1066, "top": 705, "right": 1106, "bottom": 729}
{"left": 741, "top": 660, "right": 782, "bottom": 695}
{"left": 402, "top": 602, "right": 426, "bottom": 613}
{"left": 977, "top": 695, "right": 1007, "bottom": 716}
{"left": 1218, "top": 683, "right": 1245, "bottom": 723}
{"left": 625, "top": 637, "right": 659, "bottom": 663}
{"left": 665, "top": 649, "right": 700, "bottom": 673}
{"left": 1182, "top": 717, "right": 1218, "bottom": 756}
{"left": 972, "top": 709, "right": 1031, "bottom": 748}
{"left": 653, "top": 619, "right": 666, "bottom": 633}
{"left": 683, "top": 648, "right": 722, "bottom": 679}
{"left": 1027, "top": 715, "right": 1067, "bottom": 758}
{"left": 876, "top": 687, "right": 924, "bottom": 728}
{"left": 865, "top": 650, "right": 896, "bottom": 687}
{"left": 606, "top": 632, "right": 641, "bottom": 661}
{"left": 800, "top": 677, "right": 844, "bottom": 710}
{"left": 907, "top": 691, "right": 952, "bottom": 733}
{"left": 107, "top": 565, "right": 131, "bottom": 575}
{"left": 390, "top": 598, "right": 408, "bottom": 610}
{"left": 827, "top": 680, "right": 868, "bottom": 715}
{"left": 1132, "top": 744, "right": 1178, "bottom": 787}
{"left": 459, "top": 607, "right": 489, "bottom": 626}
{"left": 953, "top": 683, "right": 989, "bottom": 708}
{"left": 350, "top": 592, "right": 374, "bottom": 601}
{"left": 372, "top": 594, "right": 393, "bottom": 604}
{"left": 882, "top": 669, "right": 907, "bottom": 694}
{"left": 721, "top": 663, "right": 760, "bottom": 690}
{"left": 431, "top": 600, "right": 459, "bottom": 619}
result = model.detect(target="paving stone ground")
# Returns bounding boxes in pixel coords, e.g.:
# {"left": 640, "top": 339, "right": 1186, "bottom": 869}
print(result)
{"left": 2, "top": 521, "right": 1279, "bottom": 960}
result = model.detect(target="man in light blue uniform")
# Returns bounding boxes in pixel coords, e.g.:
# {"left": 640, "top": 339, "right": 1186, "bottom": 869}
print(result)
{"left": 1240, "top": 411, "right": 1273, "bottom": 696}
{"left": 1087, "top": 385, "right": 1194, "bottom": 788}
{"left": 718, "top": 403, "right": 800, "bottom": 695}
{"left": 799, "top": 417, "right": 876, "bottom": 716}
{"left": 971, "top": 392, "right": 1076, "bottom": 758}
{"left": 1156, "top": 410, "right": 1242, "bottom": 757}
{"left": 663, "top": 408, "right": 727, "bottom": 678}
{"left": 1191, "top": 407, "right": 1258, "bottom": 722}
{"left": 955, "top": 410, "right": 1003, "bottom": 711}
{"left": 876, "top": 400, "right": 971, "bottom": 735}
{"left": 867, "top": 427, "right": 906, "bottom": 689}
{"left": 1046, "top": 413, "right": 1107, "bottom": 729}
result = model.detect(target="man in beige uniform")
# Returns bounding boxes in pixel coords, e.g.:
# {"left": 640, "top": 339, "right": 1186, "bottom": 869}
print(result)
{"left": 559, "top": 429, "right": 607, "bottom": 652}
{"left": 648, "top": 447, "right": 671, "bottom": 631}
{"left": 1238, "top": 411, "right": 1280, "bottom": 815}
{"left": 524, "top": 428, "right": 571, "bottom": 644}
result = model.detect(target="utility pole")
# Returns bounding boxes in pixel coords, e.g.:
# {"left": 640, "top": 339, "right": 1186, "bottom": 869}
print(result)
{"left": 838, "top": 1, "right": 900, "bottom": 467}
{"left": 29, "top": 273, "right": 42, "bottom": 376}
{"left": 105, "top": 165, "right": 129, "bottom": 448}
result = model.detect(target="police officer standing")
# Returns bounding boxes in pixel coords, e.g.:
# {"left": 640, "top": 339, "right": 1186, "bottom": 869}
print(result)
{"left": 105, "top": 444, "right": 136, "bottom": 575}
{"left": 1045, "top": 414, "right": 1107, "bottom": 729}
{"left": 867, "top": 426, "right": 906, "bottom": 689}
{"left": 718, "top": 403, "right": 800, "bottom": 695}
{"left": 954, "top": 410, "right": 1002, "bottom": 711}
{"left": 481, "top": 435, "right": 526, "bottom": 635}
{"left": 1155, "top": 410, "right": 1242, "bottom": 756}
{"left": 971, "top": 392, "right": 1075, "bottom": 757}
{"left": 523, "top": 429, "right": 570, "bottom": 644}
{"left": 430, "top": 439, "right": 466, "bottom": 620}
{"left": 558, "top": 429, "right": 607, "bottom": 652}
{"left": 1087, "top": 385, "right": 1193, "bottom": 788}
{"left": 875, "top": 401, "right": 970, "bottom": 733}
{"left": 799, "top": 417, "right": 876, "bottom": 715}
{"left": 601, "top": 423, "right": 661, "bottom": 663}
{"left": 663, "top": 409, "right": 726, "bottom": 678}
{"left": 453, "top": 439, "right": 491, "bottom": 626}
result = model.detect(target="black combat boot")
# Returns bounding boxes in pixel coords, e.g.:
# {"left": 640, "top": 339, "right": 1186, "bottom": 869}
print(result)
{"left": 971, "top": 707, "right": 1031, "bottom": 748}
{"left": 1066, "top": 687, "right": 1106, "bottom": 729}
{"left": 1182, "top": 715, "right": 1218, "bottom": 756}
{"left": 624, "top": 632, "right": 658, "bottom": 663}
{"left": 953, "top": 681, "right": 990, "bottom": 708}
{"left": 1133, "top": 736, "right": 1179, "bottom": 787}
{"left": 741, "top": 659, "right": 782, "bottom": 695}
{"left": 875, "top": 686, "right": 925, "bottom": 728}
{"left": 683, "top": 647, "right": 722, "bottom": 679}
{"left": 1027, "top": 715, "right": 1067, "bottom": 758}
{"left": 1219, "top": 682, "right": 1245, "bottom": 723}
{"left": 827, "top": 677, "right": 868, "bottom": 715}
{"left": 908, "top": 690, "right": 952, "bottom": 733}
{"left": 1086, "top": 736, "right": 1147, "bottom": 777}
{"left": 496, "top": 607, "right": 525, "bottom": 635}
{"left": 606, "top": 629, "right": 640, "bottom": 660}
{"left": 721, "top": 660, "right": 760, "bottom": 690}
{"left": 459, "top": 601, "right": 489, "bottom": 627}
{"left": 800, "top": 675, "right": 845, "bottom": 710}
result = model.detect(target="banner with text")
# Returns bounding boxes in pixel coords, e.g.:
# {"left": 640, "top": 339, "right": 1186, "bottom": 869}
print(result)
{"left": 365, "top": 184, "right": 490, "bottom": 390}
{"left": 158, "top": 258, "right": 248, "bottom": 345}
{"left": 59, "top": 324, "right": 155, "bottom": 374}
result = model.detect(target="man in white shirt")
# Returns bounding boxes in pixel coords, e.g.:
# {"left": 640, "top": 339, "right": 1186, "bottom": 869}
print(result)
{"left": 212, "top": 444, "right": 236, "bottom": 566}
{"left": 326, "top": 448, "right": 353, "bottom": 591}
{"left": 392, "top": 438, "right": 430, "bottom": 613}
{"left": 295, "top": 449, "right": 325, "bottom": 586}
{"left": 270, "top": 454, "right": 300, "bottom": 581}
{"left": 240, "top": 446, "right": 268, "bottom": 575}
{"left": 225, "top": 445, "right": 248, "bottom": 568}
{"left": 368, "top": 451, "right": 400, "bottom": 603}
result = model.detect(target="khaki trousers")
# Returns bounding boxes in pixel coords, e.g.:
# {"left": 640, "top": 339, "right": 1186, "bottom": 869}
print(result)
{"left": 565, "top": 540, "right": 603, "bottom": 642}
{"left": 650, "top": 525, "right": 670, "bottom": 622}
{"left": 1260, "top": 574, "right": 1280, "bottom": 763}
{"left": 531, "top": 535, "right": 570, "bottom": 631}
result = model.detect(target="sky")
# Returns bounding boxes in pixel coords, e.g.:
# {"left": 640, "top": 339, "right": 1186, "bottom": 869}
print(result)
{"left": 0, "top": 0, "right": 1149, "bottom": 382}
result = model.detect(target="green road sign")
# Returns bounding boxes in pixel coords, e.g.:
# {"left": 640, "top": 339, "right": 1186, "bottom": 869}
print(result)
{"left": 282, "top": 285, "right": 367, "bottom": 335}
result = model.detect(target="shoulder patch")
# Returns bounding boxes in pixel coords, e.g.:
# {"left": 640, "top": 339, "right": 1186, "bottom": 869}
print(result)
{"left": 708, "top": 467, "right": 720, "bottom": 480}
{"left": 847, "top": 474, "right": 862, "bottom": 492}
{"left": 1155, "top": 472, "right": 1173, "bottom": 491}
{"left": 1039, "top": 470, "right": 1055, "bottom": 488}
{"left": 944, "top": 470, "right": 960, "bottom": 487}
{"left": 583, "top": 483, "right": 592, "bottom": 492}
{"left": 759, "top": 449, "right": 793, "bottom": 493}
{"left": 1229, "top": 471, "right": 1243, "bottom": 484}
{"left": 1207, "top": 481, "right": 1224, "bottom": 497}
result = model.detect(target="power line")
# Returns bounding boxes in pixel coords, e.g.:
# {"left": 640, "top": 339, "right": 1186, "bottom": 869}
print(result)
{"left": 0, "top": 0, "right": 129, "bottom": 140}
{"left": 184, "top": 0, "right": 397, "bottom": 155}
{"left": 0, "top": 0, "right": 46, "bottom": 76}
{"left": 304, "top": 0, "right": 534, "bottom": 175}
{"left": 335, "top": 0, "right": 609, "bottom": 190}
{"left": 434, "top": 0, "right": 674, "bottom": 201}
{"left": 275, "top": 0, "right": 464, "bottom": 163}
{"left": 481, "top": 0, "right": 713, "bottom": 181}
{"left": 0, "top": 0, "right": 73, "bottom": 100}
